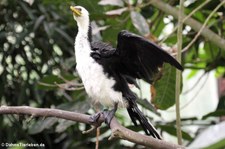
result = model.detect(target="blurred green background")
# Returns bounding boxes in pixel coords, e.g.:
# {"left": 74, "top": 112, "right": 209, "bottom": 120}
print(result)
{"left": 0, "top": 0, "right": 225, "bottom": 148}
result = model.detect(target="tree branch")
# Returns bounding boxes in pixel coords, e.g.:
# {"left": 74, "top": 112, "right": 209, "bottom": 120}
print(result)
{"left": 149, "top": 0, "right": 225, "bottom": 51}
{"left": 182, "top": 0, "right": 225, "bottom": 53}
{"left": 175, "top": 0, "right": 184, "bottom": 145}
{"left": 0, "top": 106, "right": 184, "bottom": 149}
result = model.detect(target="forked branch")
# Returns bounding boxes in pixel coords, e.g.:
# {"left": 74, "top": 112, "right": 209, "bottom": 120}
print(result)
{"left": 0, "top": 106, "right": 184, "bottom": 149}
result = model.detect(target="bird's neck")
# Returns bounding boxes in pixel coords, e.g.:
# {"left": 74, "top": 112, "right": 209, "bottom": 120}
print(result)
{"left": 77, "top": 19, "right": 92, "bottom": 42}
{"left": 75, "top": 21, "right": 92, "bottom": 54}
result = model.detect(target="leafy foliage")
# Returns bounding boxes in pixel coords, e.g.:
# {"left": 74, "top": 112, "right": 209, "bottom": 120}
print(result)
{"left": 152, "top": 64, "right": 177, "bottom": 110}
{"left": 0, "top": 0, "right": 224, "bottom": 148}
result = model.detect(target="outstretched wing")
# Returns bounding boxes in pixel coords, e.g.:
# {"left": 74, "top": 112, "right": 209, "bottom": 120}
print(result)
{"left": 90, "top": 31, "right": 182, "bottom": 139}
{"left": 91, "top": 41, "right": 116, "bottom": 58}
{"left": 116, "top": 30, "right": 183, "bottom": 83}
{"left": 90, "top": 41, "right": 140, "bottom": 88}
{"left": 90, "top": 30, "right": 183, "bottom": 84}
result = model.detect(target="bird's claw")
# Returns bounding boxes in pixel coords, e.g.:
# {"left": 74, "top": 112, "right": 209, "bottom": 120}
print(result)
{"left": 89, "top": 103, "right": 118, "bottom": 126}
{"left": 88, "top": 110, "right": 115, "bottom": 126}
{"left": 102, "top": 109, "right": 116, "bottom": 125}
{"left": 89, "top": 111, "right": 102, "bottom": 124}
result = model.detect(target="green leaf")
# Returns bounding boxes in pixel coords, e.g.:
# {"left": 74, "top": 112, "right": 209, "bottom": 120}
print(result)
{"left": 158, "top": 125, "right": 193, "bottom": 141}
{"left": 202, "top": 110, "right": 225, "bottom": 120}
{"left": 55, "top": 27, "right": 73, "bottom": 45}
{"left": 105, "top": 8, "right": 127, "bottom": 16}
{"left": 28, "top": 117, "right": 58, "bottom": 134}
{"left": 37, "top": 74, "right": 76, "bottom": 90}
{"left": 19, "top": 1, "right": 35, "bottom": 20}
{"left": 186, "top": 69, "right": 199, "bottom": 79}
{"left": 61, "top": 57, "right": 76, "bottom": 70}
{"left": 217, "top": 96, "right": 225, "bottom": 110}
{"left": 203, "top": 138, "right": 225, "bottom": 149}
{"left": 130, "top": 11, "right": 150, "bottom": 36}
{"left": 55, "top": 119, "right": 75, "bottom": 133}
{"left": 29, "top": 100, "right": 91, "bottom": 134}
{"left": 152, "top": 64, "right": 178, "bottom": 110}
{"left": 164, "top": 35, "right": 177, "bottom": 45}
{"left": 152, "top": 19, "right": 165, "bottom": 37}
{"left": 33, "top": 15, "right": 45, "bottom": 31}
{"left": 37, "top": 75, "right": 63, "bottom": 90}
{"left": 98, "top": 0, "right": 124, "bottom": 7}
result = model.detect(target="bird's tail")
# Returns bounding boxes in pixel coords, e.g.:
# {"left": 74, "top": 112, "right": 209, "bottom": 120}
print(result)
{"left": 127, "top": 100, "right": 161, "bottom": 139}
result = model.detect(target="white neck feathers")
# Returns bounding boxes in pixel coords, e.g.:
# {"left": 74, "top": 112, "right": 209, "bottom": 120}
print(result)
{"left": 77, "top": 18, "right": 90, "bottom": 36}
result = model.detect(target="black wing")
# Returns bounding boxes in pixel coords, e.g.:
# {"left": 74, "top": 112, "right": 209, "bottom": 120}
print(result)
{"left": 90, "top": 31, "right": 183, "bottom": 139}
{"left": 116, "top": 30, "right": 183, "bottom": 84}
{"left": 90, "top": 41, "right": 140, "bottom": 88}
{"left": 91, "top": 41, "right": 116, "bottom": 58}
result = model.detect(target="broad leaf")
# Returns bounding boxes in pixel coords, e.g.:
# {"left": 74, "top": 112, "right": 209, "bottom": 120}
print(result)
{"left": 33, "top": 15, "right": 45, "bottom": 31}
{"left": 158, "top": 125, "right": 193, "bottom": 141}
{"left": 106, "top": 8, "right": 127, "bottom": 16}
{"left": 203, "top": 138, "right": 225, "bottom": 149}
{"left": 152, "top": 64, "right": 178, "bottom": 110}
{"left": 37, "top": 74, "right": 76, "bottom": 90}
{"left": 98, "top": 0, "right": 124, "bottom": 7}
{"left": 202, "top": 110, "right": 225, "bottom": 120}
{"left": 130, "top": 11, "right": 150, "bottom": 36}
{"left": 28, "top": 117, "right": 58, "bottom": 134}
{"left": 29, "top": 100, "right": 91, "bottom": 134}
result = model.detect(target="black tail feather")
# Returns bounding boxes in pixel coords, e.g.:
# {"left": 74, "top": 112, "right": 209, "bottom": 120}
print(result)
{"left": 127, "top": 101, "right": 161, "bottom": 139}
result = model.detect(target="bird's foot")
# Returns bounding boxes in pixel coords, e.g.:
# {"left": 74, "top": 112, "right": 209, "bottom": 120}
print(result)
{"left": 103, "top": 102, "right": 118, "bottom": 125}
{"left": 102, "top": 109, "right": 116, "bottom": 125}
{"left": 89, "top": 103, "right": 118, "bottom": 126}
{"left": 89, "top": 111, "right": 102, "bottom": 125}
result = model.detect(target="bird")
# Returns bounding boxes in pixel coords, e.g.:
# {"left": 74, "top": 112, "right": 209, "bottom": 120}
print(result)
{"left": 70, "top": 5, "right": 183, "bottom": 139}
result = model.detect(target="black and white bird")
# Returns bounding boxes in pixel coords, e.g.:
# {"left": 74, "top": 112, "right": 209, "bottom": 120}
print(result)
{"left": 70, "top": 6, "right": 183, "bottom": 139}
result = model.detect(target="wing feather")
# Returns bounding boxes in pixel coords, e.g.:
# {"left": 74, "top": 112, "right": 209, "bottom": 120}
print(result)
{"left": 116, "top": 30, "right": 183, "bottom": 83}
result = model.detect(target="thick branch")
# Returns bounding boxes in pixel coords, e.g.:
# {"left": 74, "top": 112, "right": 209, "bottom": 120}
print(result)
{"left": 150, "top": 0, "right": 225, "bottom": 51}
{"left": 0, "top": 106, "right": 184, "bottom": 149}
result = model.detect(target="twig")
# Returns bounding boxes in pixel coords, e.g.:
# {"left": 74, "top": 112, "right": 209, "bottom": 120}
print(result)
{"left": 160, "top": 0, "right": 212, "bottom": 44}
{"left": 95, "top": 127, "right": 100, "bottom": 149}
{"left": 182, "top": 72, "right": 206, "bottom": 95}
{"left": 166, "top": 73, "right": 209, "bottom": 113}
{"left": 182, "top": 0, "right": 225, "bottom": 53}
{"left": 57, "top": 74, "right": 84, "bottom": 86}
{"left": 182, "top": 0, "right": 212, "bottom": 23}
{"left": 160, "top": 25, "right": 178, "bottom": 45}
{"left": 82, "top": 125, "right": 98, "bottom": 134}
{"left": 38, "top": 80, "right": 84, "bottom": 91}
{"left": 38, "top": 82, "right": 56, "bottom": 87}
{"left": 95, "top": 107, "right": 101, "bottom": 149}
{"left": 54, "top": 82, "right": 84, "bottom": 91}
{"left": 180, "top": 73, "right": 209, "bottom": 110}
{"left": 149, "top": 0, "right": 225, "bottom": 51}
{"left": 58, "top": 74, "right": 70, "bottom": 83}
{"left": 0, "top": 106, "right": 184, "bottom": 149}
{"left": 175, "top": 0, "right": 184, "bottom": 145}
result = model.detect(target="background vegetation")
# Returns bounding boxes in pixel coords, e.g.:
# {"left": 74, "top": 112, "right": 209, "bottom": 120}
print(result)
{"left": 0, "top": 0, "right": 225, "bottom": 148}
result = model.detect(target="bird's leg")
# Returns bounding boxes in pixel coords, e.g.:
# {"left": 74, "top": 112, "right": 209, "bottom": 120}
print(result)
{"left": 89, "top": 111, "right": 102, "bottom": 124}
{"left": 103, "top": 102, "right": 118, "bottom": 125}
{"left": 89, "top": 102, "right": 118, "bottom": 126}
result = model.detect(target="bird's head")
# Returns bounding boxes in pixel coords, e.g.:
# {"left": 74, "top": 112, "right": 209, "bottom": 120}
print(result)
{"left": 70, "top": 6, "right": 89, "bottom": 30}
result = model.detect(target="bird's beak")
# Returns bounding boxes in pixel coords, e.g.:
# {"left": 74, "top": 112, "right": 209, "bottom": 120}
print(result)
{"left": 70, "top": 6, "right": 81, "bottom": 16}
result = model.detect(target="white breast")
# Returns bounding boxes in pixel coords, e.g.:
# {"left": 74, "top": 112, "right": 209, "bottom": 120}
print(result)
{"left": 75, "top": 34, "right": 127, "bottom": 108}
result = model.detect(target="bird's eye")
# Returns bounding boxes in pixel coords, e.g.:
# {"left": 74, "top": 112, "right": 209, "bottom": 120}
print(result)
{"left": 77, "top": 8, "right": 82, "bottom": 12}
